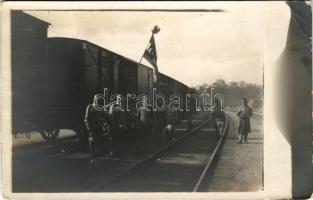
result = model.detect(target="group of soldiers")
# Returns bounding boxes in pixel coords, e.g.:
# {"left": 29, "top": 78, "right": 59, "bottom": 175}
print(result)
{"left": 84, "top": 94, "right": 253, "bottom": 164}
{"left": 84, "top": 95, "right": 185, "bottom": 164}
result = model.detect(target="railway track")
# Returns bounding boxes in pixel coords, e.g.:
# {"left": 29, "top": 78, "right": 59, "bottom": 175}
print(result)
{"left": 192, "top": 114, "right": 229, "bottom": 192}
{"left": 88, "top": 112, "right": 229, "bottom": 192}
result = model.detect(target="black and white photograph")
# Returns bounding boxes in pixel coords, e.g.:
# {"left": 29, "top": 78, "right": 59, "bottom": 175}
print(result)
{"left": 1, "top": 1, "right": 312, "bottom": 198}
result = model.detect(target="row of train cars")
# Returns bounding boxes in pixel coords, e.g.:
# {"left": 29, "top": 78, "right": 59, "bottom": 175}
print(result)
{"left": 11, "top": 11, "right": 192, "bottom": 141}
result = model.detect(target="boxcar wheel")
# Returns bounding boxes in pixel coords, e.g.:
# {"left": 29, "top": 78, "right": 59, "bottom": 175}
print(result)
{"left": 40, "top": 128, "right": 60, "bottom": 141}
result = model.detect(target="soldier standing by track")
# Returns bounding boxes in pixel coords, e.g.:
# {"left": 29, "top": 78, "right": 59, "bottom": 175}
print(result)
{"left": 186, "top": 98, "right": 193, "bottom": 130}
{"left": 164, "top": 109, "right": 175, "bottom": 140}
{"left": 107, "top": 96, "right": 127, "bottom": 156}
{"left": 84, "top": 95, "right": 108, "bottom": 164}
{"left": 237, "top": 98, "right": 253, "bottom": 144}
{"left": 135, "top": 101, "right": 153, "bottom": 154}
{"left": 212, "top": 98, "right": 226, "bottom": 137}
{"left": 125, "top": 100, "right": 137, "bottom": 146}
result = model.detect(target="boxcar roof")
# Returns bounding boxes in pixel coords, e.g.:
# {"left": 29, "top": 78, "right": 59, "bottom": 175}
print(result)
{"left": 14, "top": 11, "right": 51, "bottom": 27}
{"left": 48, "top": 37, "right": 189, "bottom": 89}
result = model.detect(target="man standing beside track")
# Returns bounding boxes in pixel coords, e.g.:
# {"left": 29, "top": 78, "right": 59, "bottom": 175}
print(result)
{"left": 164, "top": 109, "right": 175, "bottom": 140}
{"left": 135, "top": 102, "right": 154, "bottom": 153}
{"left": 107, "top": 97, "right": 127, "bottom": 156}
{"left": 237, "top": 98, "right": 253, "bottom": 144}
{"left": 84, "top": 95, "right": 108, "bottom": 164}
{"left": 212, "top": 98, "right": 226, "bottom": 137}
{"left": 186, "top": 98, "right": 193, "bottom": 130}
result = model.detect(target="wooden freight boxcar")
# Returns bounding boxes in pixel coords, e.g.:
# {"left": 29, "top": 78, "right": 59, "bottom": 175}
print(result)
{"left": 11, "top": 11, "right": 50, "bottom": 135}
{"left": 12, "top": 12, "right": 187, "bottom": 140}
{"left": 159, "top": 73, "right": 189, "bottom": 122}
{"left": 44, "top": 37, "right": 152, "bottom": 140}
{"left": 138, "top": 64, "right": 154, "bottom": 96}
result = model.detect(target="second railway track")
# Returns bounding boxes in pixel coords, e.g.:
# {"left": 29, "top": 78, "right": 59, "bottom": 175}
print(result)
{"left": 89, "top": 112, "right": 229, "bottom": 192}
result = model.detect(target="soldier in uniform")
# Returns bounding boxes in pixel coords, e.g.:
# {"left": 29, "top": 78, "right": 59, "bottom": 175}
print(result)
{"left": 135, "top": 101, "right": 153, "bottom": 153}
{"left": 164, "top": 109, "right": 175, "bottom": 140}
{"left": 237, "top": 98, "right": 253, "bottom": 144}
{"left": 126, "top": 100, "right": 138, "bottom": 146}
{"left": 107, "top": 96, "right": 127, "bottom": 155}
{"left": 84, "top": 95, "right": 108, "bottom": 164}
{"left": 212, "top": 98, "right": 226, "bottom": 137}
{"left": 186, "top": 98, "right": 193, "bottom": 130}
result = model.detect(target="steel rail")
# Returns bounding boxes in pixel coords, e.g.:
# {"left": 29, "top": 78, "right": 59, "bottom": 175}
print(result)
{"left": 192, "top": 114, "right": 229, "bottom": 192}
{"left": 88, "top": 113, "right": 211, "bottom": 191}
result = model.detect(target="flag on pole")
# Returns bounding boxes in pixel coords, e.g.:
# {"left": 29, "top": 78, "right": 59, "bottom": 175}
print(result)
{"left": 142, "top": 25, "right": 160, "bottom": 82}
{"left": 143, "top": 35, "right": 157, "bottom": 67}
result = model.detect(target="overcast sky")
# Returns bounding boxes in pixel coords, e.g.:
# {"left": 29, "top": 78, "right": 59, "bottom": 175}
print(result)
{"left": 26, "top": 1, "right": 290, "bottom": 87}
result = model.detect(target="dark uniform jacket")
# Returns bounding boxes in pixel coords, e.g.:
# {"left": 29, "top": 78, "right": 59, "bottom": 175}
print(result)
{"left": 166, "top": 111, "right": 175, "bottom": 125}
{"left": 136, "top": 108, "right": 155, "bottom": 128}
{"left": 84, "top": 104, "right": 107, "bottom": 134}
{"left": 212, "top": 105, "right": 226, "bottom": 121}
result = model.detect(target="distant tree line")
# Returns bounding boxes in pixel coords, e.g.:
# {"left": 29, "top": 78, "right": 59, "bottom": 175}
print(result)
{"left": 193, "top": 79, "right": 263, "bottom": 111}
